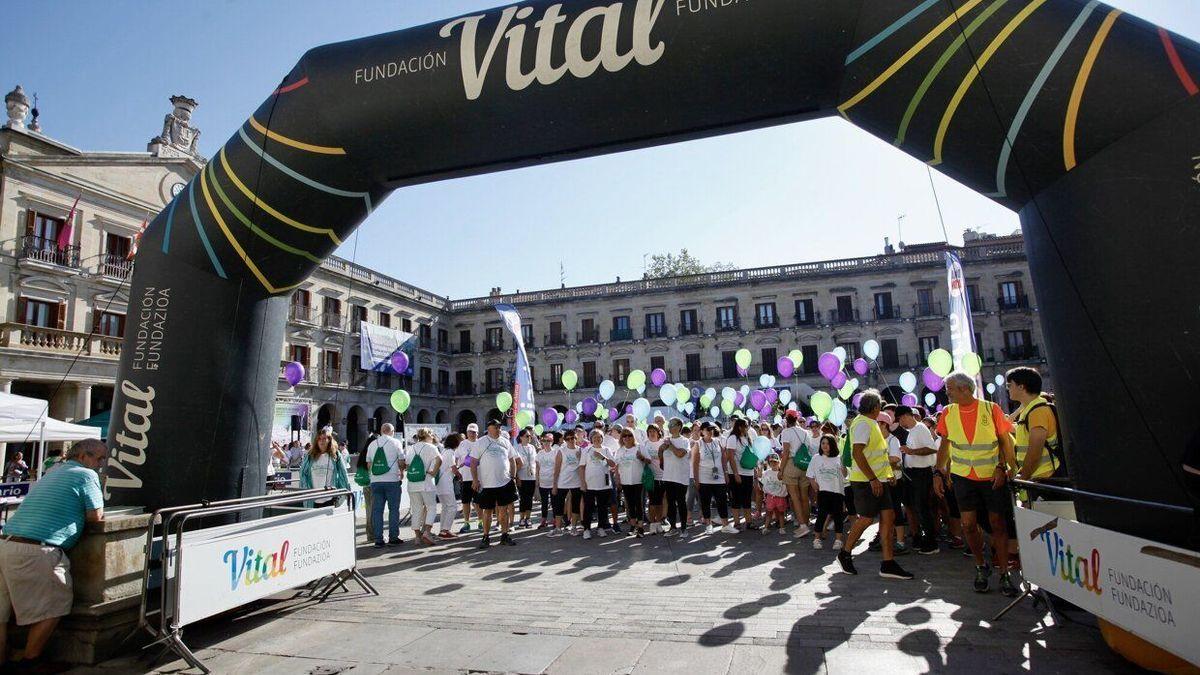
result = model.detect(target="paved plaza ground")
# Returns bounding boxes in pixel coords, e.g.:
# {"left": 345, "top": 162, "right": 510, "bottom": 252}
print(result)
{"left": 78, "top": 516, "right": 1140, "bottom": 675}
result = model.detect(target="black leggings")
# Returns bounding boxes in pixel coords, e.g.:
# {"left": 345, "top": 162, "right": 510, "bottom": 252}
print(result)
{"left": 583, "top": 489, "right": 612, "bottom": 529}
{"left": 664, "top": 481, "right": 688, "bottom": 529}
{"left": 814, "top": 490, "right": 845, "bottom": 535}
{"left": 727, "top": 475, "right": 753, "bottom": 510}
{"left": 697, "top": 482, "right": 729, "bottom": 521}
{"left": 518, "top": 479, "right": 536, "bottom": 512}
{"left": 552, "top": 488, "right": 581, "bottom": 521}
{"left": 539, "top": 486, "right": 553, "bottom": 520}
{"left": 622, "top": 484, "right": 645, "bottom": 522}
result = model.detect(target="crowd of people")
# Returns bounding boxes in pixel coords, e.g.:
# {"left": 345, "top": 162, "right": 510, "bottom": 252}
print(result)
{"left": 297, "top": 365, "right": 1062, "bottom": 597}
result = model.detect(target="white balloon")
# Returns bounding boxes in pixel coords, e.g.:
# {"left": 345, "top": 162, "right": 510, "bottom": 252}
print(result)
{"left": 759, "top": 374, "right": 771, "bottom": 387}
{"left": 685, "top": 402, "right": 695, "bottom": 414}
{"left": 748, "top": 410, "right": 760, "bottom": 421}
{"left": 787, "top": 402, "right": 799, "bottom": 411}
{"left": 660, "top": 385, "right": 677, "bottom": 406}
{"left": 986, "top": 383, "right": 997, "bottom": 394}
{"left": 740, "top": 385, "right": 751, "bottom": 398}
{"left": 832, "top": 346, "right": 847, "bottom": 363}
{"left": 766, "top": 375, "right": 776, "bottom": 387}
{"left": 779, "top": 389, "right": 792, "bottom": 405}
{"left": 924, "top": 393, "right": 936, "bottom": 407}
{"left": 994, "top": 374, "right": 1005, "bottom": 386}
{"left": 863, "top": 339, "right": 881, "bottom": 361}
{"left": 829, "top": 399, "right": 848, "bottom": 426}
{"left": 710, "top": 406, "right": 720, "bottom": 418}
{"left": 637, "top": 384, "right": 645, "bottom": 395}
{"left": 575, "top": 401, "right": 583, "bottom": 412}
{"left": 705, "top": 387, "right": 717, "bottom": 400}
{"left": 633, "top": 397, "right": 651, "bottom": 420}
{"left": 774, "top": 414, "right": 783, "bottom": 426}
{"left": 722, "top": 387, "right": 736, "bottom": 401}
{"left": 899, "top": 371, "right": 917, "bottom": 393}
{"left": 599, "top": 379, "right": 615, "bottom": 400}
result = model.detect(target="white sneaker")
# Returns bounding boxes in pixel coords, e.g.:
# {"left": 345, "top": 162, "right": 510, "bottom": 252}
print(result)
{"left": 705, "top": 524, "right": 716, "bottom": 535}
{"left": 548, "top": 528, "right": 563, "bottom": 538}
{"left": 833, "top": 539, "right": 844, "bottom": 550}
{"left": 663, "top": 529, "right": 678, "bottom": 537}
{"left": 721, "top": 523, "right": 738, "bottom": 534}
{"left": 597, "top": 528, "right": 607, "bottom": 538}
{"left": 794, "top": 525, "right": 812, "bottom": 538}
{"left": 761, "top": 525, "right": 770, "bottom": 536}
{"left": 583, "top": 529, "right": 592, "bottom": 540}
{"left": 570, "top": 527, "right": 580, "bottom": 536}
{"left": 813, "top": 537, "right": 824, "bottom": 549}
{"left": 649, "top": 523, "right": 660, "bottom": 535}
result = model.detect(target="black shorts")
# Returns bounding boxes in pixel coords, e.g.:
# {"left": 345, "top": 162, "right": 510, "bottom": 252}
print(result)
{"left": 727, "top": 474, "right": 754, "bottom": 509}
{"left": 477, "top": 480, "right": 518, "bottom": 510}
{"left": 460, "top": 480, "right": 478, "bottom": 505}
{"left": 952, "top": 476, "right": 1009, "bottom": 515}
{"left": 851, "top": 481, "right": 894, "bottom": 519}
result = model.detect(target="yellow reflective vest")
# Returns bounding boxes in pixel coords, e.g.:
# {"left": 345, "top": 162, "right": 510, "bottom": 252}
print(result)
{"left": 943, "top": 400, "right": 1000, "bottom": 480}
{"left": 1014, "top": 395, "right": 1057, "bottom": 479}
{"left": 847, "top": 415, "right": 894, "bottom": 483}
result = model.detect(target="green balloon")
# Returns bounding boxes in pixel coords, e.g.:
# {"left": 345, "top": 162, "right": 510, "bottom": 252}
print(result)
{"left": 515, "top": 409, "right": 534, "bottom": 428}
{"left": 720, "top": 399, "right": 735, "bottom": 416}
{"left": 838, "top": 381, "right": 855, "bottom": 400}
{"left": 561, "top": 369, "right": 578, "bottom": 391}
{"left": 735, "top": 348, "right": 752, "bottom": 370}
{"left": 810, "top": 391, "right": 833, "bottom": 420}
{"left": 927, "top": 348, "right": 954, "bottom": 377}
{"left": 699, "top": 394, "right": 713, "bottom": 408}
{"left": 496, "top": 391, "right": 513, "bottom": 412}
{"left": 533, "top": 424, "right": 545, "bottom": 436}
{"left": 961, "top": 352, "right": 982, "bottom": 377}
{"left": 788, "top": 349, "right": 804, "bottom": 367}
{"left": 627, "top": 369, "right": 646, "bottom": 390}
{"left": 675, "top": 383, "right": 690, "bottom": 403}
{"left": 390, "top": 389, "right": 411, "bottom": 414}
{"left": 596, "top": 407, "right": 608, "bottom": 420}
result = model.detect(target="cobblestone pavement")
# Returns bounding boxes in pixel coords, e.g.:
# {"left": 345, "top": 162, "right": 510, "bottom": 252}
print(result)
{"left": 81, "top": 517, "right": 1141, "bottom": 675}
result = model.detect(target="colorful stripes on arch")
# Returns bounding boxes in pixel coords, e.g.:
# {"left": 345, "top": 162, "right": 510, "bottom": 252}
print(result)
{"left": 217, "top": 148, "right": 343, "bottom": 245}
{"left": 273, "top": 76, "right": 309, "bottom": 95}
{"left": 236, "top": 126, "right": 373, "bottom": 213}
{"left": 1064, "top": 8, "right": 1122, "bottom": 171}
{"left": 1158, "top": 27, "right": 1198, "bottom": 96}
{"left": 205, "top": 162, "right": 322, "bottom": 263}
{"left": 247, "top": 115, "right": 345, "bottom": 155}
{"left": 185, "top": 183, "right": 228, "bottom": 280}
{"left": 845, "top": 0, "right": 941, "bottom": 65}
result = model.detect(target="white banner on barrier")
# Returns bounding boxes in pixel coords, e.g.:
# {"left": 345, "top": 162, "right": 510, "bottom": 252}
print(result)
{"left": 175, "top": 507, "right": 356, "bottom": 626}
{"left": 1015, "top": 506, "right": 1200, "bottom": 666}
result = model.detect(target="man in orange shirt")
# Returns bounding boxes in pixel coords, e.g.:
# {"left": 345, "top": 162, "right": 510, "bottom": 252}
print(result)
{"left": 934, "top": 372, "right": 1018, "bottom": 596}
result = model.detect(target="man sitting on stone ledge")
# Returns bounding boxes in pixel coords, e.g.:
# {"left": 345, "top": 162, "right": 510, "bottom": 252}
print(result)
{"left": 0, "top": 438, "right": 105, "bottom": 670}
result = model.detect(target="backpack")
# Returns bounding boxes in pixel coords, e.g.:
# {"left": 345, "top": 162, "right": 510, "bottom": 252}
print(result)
{"left": 641, "top": 463, "right": 656, "bottom": 492}
{"left": 406, "top": 451, "right": 426, "bottom": 483}
{"left": 370, "top": 441, "right": 392, "bottom": 476}
{"left": 739, "top": 444, "right": 758, "bottom": 470}
{"left": 1018, "top": 401, "right": 1067, "bottom": 475}
{"left": 354, "top": 463, "right": 371, "bottom": 486}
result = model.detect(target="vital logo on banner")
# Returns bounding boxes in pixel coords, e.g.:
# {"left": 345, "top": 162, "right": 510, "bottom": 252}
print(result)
{"left": 495, "top": 304, "right": 535, "bottom": 436}
{"left": 439, "top": 0, "right": 667, "bottom": 101}
{"left": 223, "top": 540, "right": 290, "bottom": 591}
{"left": 944, "top": 252, "right": 981, "bottom": 390}
{"left": 1039, "top": 528, "right": 1102, "bottom": 596}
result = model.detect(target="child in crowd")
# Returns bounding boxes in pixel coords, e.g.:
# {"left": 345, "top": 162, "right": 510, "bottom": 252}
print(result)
{"left": 759, "top": 455, "right": 789, "bottom": 535}
{"left": 808, "top": 434, "right": 847, "bottom": 550}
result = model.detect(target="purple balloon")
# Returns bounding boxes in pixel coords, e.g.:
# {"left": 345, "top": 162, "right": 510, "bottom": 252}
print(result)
{"left": 776, "top": 356, "right": 795, "bottom": 379}
{"left": 817, "top": 352, "right": 841, "bottom": 380}
{"left": 625, "top": 404, "right": 634, "bottom": 414}
{"left": 936, "top": 404, "right": 945, "bottom": 413}
{"left": 734, "top": 392, "right": 745, "bottom": 408}
{"left": 923, "top": 367, "right": 944, "bottom": 392}
{"left": 851, "top": 392, "right": 864, "bottom": 410}
{"left": 541, "top": 407, "right": 558, "bottom": 427}
{"left": 764, "top": 388, "right": 778, "bottom": 404}
{"left": 650, "top": 368, "right": 668, "bottom": 388}
{"left": 736, "top": 365, "right": 748, "bottom": 377}
{"left": 581, "top": 397, "right": 598, "bottom": 416}
{"left": 608, "top": 407, "right": 619, "bottom": 420}
{"left": 390, "top": 350, "right": 410, "bottom": 374}
{"left": 565, "top": 409, "right": 578, "bottom": 424}
{"left": 830, "top": 371, "right": 847, "bottom": 389}
{"left": 901, "top": 393, "right": 919, "bottom": 407}
{"left": 749, "top": 390, "right": 767, "bottom": 410}
{"left": 283, "top": 361, "right": 304, "bottom": 387}
{"left": 853, "top": 358, "right": 869, "bottom": 376}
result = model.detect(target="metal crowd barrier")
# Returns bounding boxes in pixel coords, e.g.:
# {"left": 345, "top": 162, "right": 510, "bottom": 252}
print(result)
{"left": 137, "top": 488, "right": 377, "bottom": 673}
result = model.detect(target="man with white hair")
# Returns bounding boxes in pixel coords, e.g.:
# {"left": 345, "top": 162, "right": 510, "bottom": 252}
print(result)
{"left": 366, "top": 423, "right": 404, "bottom": 548}
{"left": 624, "top": 413, "right": 647, "bottom": 443}
{"left": 934, "top": 371, "right": 1018, "bottom": 596}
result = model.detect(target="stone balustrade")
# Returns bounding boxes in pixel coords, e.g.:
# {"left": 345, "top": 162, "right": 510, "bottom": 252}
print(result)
{"left": 0, "top": 322, "right": 122, "bottom": 358}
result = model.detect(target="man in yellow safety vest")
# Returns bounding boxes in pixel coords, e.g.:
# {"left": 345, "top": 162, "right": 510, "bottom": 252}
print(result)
{"left": 1005, "top": 366, "right": 1058, "bottom": 481}
{"left": 934, "top": 372, "right": 1018, "bottom": 596}
{"left": 836, "top": 390, "right": 914, "bottom": 580}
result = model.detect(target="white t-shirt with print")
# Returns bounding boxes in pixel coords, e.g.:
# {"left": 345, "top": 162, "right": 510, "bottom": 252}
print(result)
{"left": 661, "top": 437, "right": 691, "bottom": 485}
{"left": 437, "top": 447, "right": 457, "bottom": 496}
{"left": 696, "top": 439, "right": 726, "bottom": 485}
{"left": 641, "top": 440, "right": 664, "bottom": 480}
{"left": 808, "top": 453, "right": 847, "bottom": 493}
{"left": 535, "top": 447, "right": 559, "bottom": 488}
{"left": 760, "top": 468, "right": 787, "bottom": 497}
{"left": 902, "top": 422, "right": 938, "bottom": 469}
{"left": 616, "top": 446, "right": 647, "bottom": 486}
{"left": 583, "top": 446, "right": 613, "bottom": 490}
{"left": 556, "top": 446, "right": 583, "bottom": 489}
{"left": 471, "top": 434, "right": 515, "bottom": 489}
{"left": 724, "top": 434, "right": 756, "bottom": 477}
{"left": 406, "top": 442, "right": 441, "bottom": 492}
{"left": 309, "top": 453, "right": 335, "bottom": 489}
{"left": 515, "top": 443, "right": 537, "bottom": 481}
{"left": 366, "top": 435, "right": 404, "bottom": 483}
{"left": 455, "top": 438, "right": 476, "bottom": 482}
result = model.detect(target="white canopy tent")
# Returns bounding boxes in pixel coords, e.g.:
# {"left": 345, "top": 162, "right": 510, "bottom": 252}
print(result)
{"left": 0, "top": 391, "right": 101, "bottom": 480}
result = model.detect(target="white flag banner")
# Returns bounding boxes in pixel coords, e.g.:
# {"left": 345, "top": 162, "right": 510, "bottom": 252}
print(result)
{"left": 945, "top": 252, "right": 982, "bottom": 390}
{"left": 359, "top": 322, "right": 414, "bottom": 372}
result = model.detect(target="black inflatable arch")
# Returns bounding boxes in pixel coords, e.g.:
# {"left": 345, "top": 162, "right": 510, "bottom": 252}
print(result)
{"left": 109, "top": 0, "right": 1200, "bottom": 547}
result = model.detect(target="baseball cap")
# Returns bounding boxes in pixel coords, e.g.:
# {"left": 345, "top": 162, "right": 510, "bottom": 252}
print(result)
{"left": 466, "top": 423, "right": 479, "bottom": 432}
{"left": 785, "top": 410, "right": 801, "bottom": 421}
{"left": 486, "top": 419, "right": 503, "bottom": 429}
{"left": 876, "top": 411, "right": 896, "bottom": 429}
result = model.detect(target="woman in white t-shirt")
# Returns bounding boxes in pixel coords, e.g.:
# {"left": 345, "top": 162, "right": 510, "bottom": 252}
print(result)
{"left": 514, "top": 428, "right": 539, "bottom": 530}
{"left": 300, "top": 431, "right": 350, "bottom": 508}
{"left": 534, "top": 431, "right": 560, "bottom": 528}
{"left": 807, "top": 434, "right": 847, "bottom": 550}
{"left": 550, "top": 430, "right": 584, "bottom": 536}
{"left": 693, "top": 422, "right": 736, "bottom": 534}
{"left": 641, "top": 424, "right": 667, "bottom": 534}
{"left": 581, "top": 430, "right": 617, "bottom": 540}
{"left": 433, "top": 434, "right": 461, "bottom": 539}
{"left": 615, "top": 429, "right": 652, "bottom": 537}
{"left": 724, "top": 418, "right": 757, "bottom": 531}
{"left": 659, "top": 419, "right": 692, "bottom": 536}
{"left": 405, "top": 429, "right": 442, "bottom": 546}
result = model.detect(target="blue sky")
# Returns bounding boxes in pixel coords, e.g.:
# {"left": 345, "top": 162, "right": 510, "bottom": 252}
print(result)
{"left": 3, "top": 1, "right": 1196, "bottom": 299}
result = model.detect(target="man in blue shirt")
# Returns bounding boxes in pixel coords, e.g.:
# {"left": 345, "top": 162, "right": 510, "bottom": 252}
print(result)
{"left": 0, "top": 438, "right": 105, "bottom": 667}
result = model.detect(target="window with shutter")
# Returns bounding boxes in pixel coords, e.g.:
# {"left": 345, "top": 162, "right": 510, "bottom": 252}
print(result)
{"left": 56, "top": 300, "right": 66, "bottom": 330}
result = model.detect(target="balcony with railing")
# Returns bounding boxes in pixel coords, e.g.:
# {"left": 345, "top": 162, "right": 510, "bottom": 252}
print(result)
{"left": 715, "top": 319, "right": 740, "bottom": 333}
{"left": 451, "top": 341, "right": 473, "bottom": 354}
{"left": 998, "top": 294, "right": 1030, "bottom": 311}
{"left": 321, "top": 313, "right": 345, "bottom": 331}
{"left": 912, "top": 302, "right": 944, "bottom": 319}
{"left": 482, "top": 338, "right": 505, "bottom": 353}
{"left": 828, "top": 308, "right": 860, "bottom": 325}
{"left": 419, "top": 336, "right": 433, "bottom": 349}
{"left": 644, "top": 325, "right": 669, "bottom": 339}
{"left": 794, "top": 312, "right": 817, "bottom": 327}
{"left": 610, "top": 327, "right": 633, "bottom": 342}
{"left": 545, "top": 333, "right": 568, "bottom": 347}
{"left": 289, "top": 304, "right": 317, "bottom": 324}
{"left": 968, "top": 297, "right": 987, "bottom": 312}
{"left": 754, "top": 316, "right": 780, "bottom": 330}
{"left": 437, "top": 339, "right": 449, "bottom": 352}
{"left": 1, "top": 322, "right": 121, "bottom": 358}
{"left": 678, "top": 320, "right": 703, "bottom": 337}
{"left": 582, "top": 374, "right": 603, "bottom": 389}
{"left": 374, "top": 372, "right": 395, "bottom": 390}
{"left": 349, "top": 369, "right": 369, "bottom": 388}
{"left": 872, "top": 305, "right": 902, "bottom": 321}
{"left": 877, "top": 353, "right": 912, "bottom": 370}
{"left": 578, "top": 329, "right": 600, "bottom": 344}
{"left": 321, "top": 367, "right": 342, "bottom": 386}
{"left": 543, "top": 378, "right": 565, "bottom": 391}
{"left": 98, "top": 254, "right": 133, "bottom": 280}
{"left": 523, "top": 335, "right": 536, "bottom": 348}
{"left": 483, "top": 381, "right": 506, "bottom": 394}
{"left": 18, "top": 235, "right": 80, "bottom": 269}
{"left": 1002, "top": 345, "right": 1041, "bottom": 361}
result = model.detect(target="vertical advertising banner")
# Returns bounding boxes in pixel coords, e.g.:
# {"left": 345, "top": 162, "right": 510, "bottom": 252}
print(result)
{"left": 495, "top": 304, "right": 535, "bottom": 438}
{"left": 945, "top": 252, "right": 982, "bottom": 392}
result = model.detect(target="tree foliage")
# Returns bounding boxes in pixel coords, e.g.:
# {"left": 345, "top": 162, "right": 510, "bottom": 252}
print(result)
{"left": 645, "top": 249, "right": 736, "bottom": 279}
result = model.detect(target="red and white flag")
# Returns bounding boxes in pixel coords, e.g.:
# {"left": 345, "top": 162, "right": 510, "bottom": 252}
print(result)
{"left": 127, "top": 218, "right": 148, "bottom": 261}
{"left": 56, "top": 195, "right": 80, "bottom": 250}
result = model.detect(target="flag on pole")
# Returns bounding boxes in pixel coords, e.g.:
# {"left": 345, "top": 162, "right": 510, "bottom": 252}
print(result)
{"left": 944, "top": 252, "right": 983, "bottom": 392}
{"left": 56, "top": 195, "right": 80, "bottom": 251}
{"left": 495, "top": 303, "right": 535, "bottom": 439}
{"left": 127, "top": 218, "right": 148, "bottom": 261}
